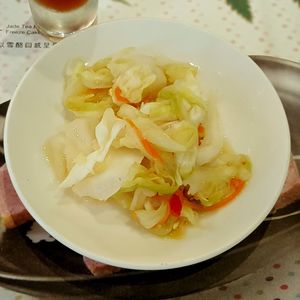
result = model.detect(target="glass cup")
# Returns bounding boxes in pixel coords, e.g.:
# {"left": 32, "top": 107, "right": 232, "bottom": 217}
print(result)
{"left": 28, "top": 0, "right": 98, "bottom": 39}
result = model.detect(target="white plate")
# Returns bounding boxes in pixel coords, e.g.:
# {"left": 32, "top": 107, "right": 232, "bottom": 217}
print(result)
{"left": 4, "top": 19, "right": 290, "bottom": 270}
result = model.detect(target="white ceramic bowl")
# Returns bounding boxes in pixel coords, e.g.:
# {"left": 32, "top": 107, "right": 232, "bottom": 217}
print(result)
{"left": 4, "top": 19, "right": 290, "bottom": 270}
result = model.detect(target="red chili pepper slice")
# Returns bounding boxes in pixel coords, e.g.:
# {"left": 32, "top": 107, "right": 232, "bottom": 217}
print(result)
{"left": 169, "top": 194, "right": 182, "bottom": 217}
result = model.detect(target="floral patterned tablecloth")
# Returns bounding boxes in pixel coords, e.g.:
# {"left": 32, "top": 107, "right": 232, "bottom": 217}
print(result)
{"left": 0, "top": 1, "right": 299, "bottom": 299}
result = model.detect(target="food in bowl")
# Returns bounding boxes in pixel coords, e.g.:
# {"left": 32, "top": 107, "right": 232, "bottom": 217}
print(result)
{"left": 44, "top": 48, "right": 252, "bottom": 237}
{"left": 4, "top": 20, "right": 290, "bottom": 269}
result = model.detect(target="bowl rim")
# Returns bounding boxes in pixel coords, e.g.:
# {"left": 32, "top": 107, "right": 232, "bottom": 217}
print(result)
{"left": 4, "top": 19, "right": 291, "bottom": 270}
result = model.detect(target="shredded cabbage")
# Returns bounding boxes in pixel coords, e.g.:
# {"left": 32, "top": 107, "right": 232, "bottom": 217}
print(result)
{"left": 163, "top": 62, "right": 198, "bottom": 84}
{"left": 80, "top": 68, "right": 113, "bottom": 89}
{"left": 140, "top": 100, "right": 178, "bottom": 122}
{"left": 121, "top": 164, "right": 178, "bottom": 195}
{"left": 135, "top": 201, "right": 169, "bottom": 229}
{"left": 72, "top": 148, "right": 143, "bottom": 201}
{"left": 44, "top": 48, "right": 252, "bottom": 237}
{"left": 130, "top": 188, "right": 156, "bottom": 211}
{"left": 60, "top": 108, "right": 125, "bottom": 188}
{"left": 112, "top": 65, "right": 156, "bottom": 103}
{"left": 196, "top": 100, "right": 223, "bottom": 166}
{"left": 117, "top": 105, "right": 187, "bottom": 153}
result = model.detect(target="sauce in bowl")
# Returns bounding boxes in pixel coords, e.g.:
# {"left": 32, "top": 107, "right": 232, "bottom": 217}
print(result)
{"left": 34, "top": 0, "right": 88, "bottom": 12}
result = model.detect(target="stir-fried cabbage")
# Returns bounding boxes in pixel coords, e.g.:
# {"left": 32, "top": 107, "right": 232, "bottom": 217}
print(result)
{"left": 60, "top": 108, "right": 125, "bottom": 188}
{"left": 72, "top": 148, "right": 143, "bottom": 201}
{"left": 121, "top": 164, "right": 177, "bottom": 195}
{"left": 163, "top": 63, "right": 198, "bottom": 84}
{"left": 44, "top": 48, "right": 252, "bottom": 237}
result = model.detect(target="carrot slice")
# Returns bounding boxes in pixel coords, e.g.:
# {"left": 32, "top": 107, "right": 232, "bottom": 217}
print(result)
{"left": 142, "top": 93, "right": 156, "bottom": 103}
{"left": 114, "top": 87, "right": 130, "bottom": 104}
{"left": 127, "top": 119, "right": 162, "bottom": 161}
{"left": 184, "top": 178, "right": 245, "bottom": 212}
{"left": 198, "top": 124, "right": 205, "bottom": 136}
{"left": 198, "top": 124, "right": 205, "bottom": 145}
{"left": 153, "top": 195, "right": 171, "bottom": 202}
